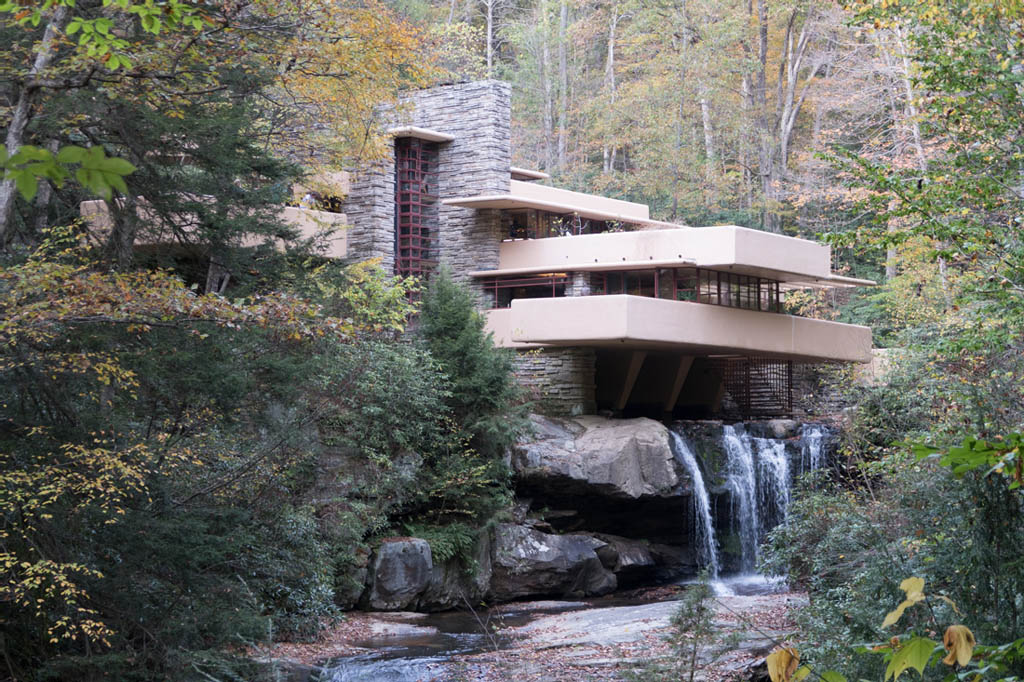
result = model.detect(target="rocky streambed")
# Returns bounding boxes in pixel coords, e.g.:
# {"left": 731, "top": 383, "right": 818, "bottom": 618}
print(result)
{"left": 263, "top": 582, "right": 806, "bottom": 681}
{"left": 343, "top": 415, "right": 835, "bottom": 614}
{"left": 257, "top": 415, "right": 832, "bottom": 681}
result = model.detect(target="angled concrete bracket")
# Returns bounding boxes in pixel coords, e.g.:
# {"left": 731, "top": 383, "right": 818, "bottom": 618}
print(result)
{"left": 663, "top": 355, "right": 694, "bottom": 412}
{"left": 615, "top": 350, "right": 648, "bottom": 411}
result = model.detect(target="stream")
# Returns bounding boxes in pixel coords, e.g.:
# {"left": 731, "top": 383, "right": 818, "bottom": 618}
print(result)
{"left": 315, "top": 600, "right": 589, "bottom": 681}
{"left": 316, "top": 422, "right": 828, "bottom": 681}
{"left": 315, "top": 577, "right": 787, "bottom": 681}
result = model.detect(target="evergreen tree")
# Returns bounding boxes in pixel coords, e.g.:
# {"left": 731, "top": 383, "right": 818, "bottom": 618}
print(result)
{"left": 417, "top": 267, "right": 526, "bottom": 460}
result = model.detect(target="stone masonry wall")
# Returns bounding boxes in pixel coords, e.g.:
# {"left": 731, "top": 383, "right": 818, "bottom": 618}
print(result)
{"left": 513, "top": 348, "right": 596, "bottom": 417}
{"left": 342, "top": 80, "right": 511, "bottom": 300}
{"left": 344, "top": 158, "right": 394, "bottom": 266}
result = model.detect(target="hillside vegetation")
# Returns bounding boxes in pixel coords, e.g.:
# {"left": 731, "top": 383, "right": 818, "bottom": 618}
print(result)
{"left": 2, "top": 0, "right": 1023, "bottom": 679}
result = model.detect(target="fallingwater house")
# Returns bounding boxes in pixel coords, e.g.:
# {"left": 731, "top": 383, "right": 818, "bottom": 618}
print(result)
{"left": 80, "top": 79, "right": 870, "bottom": 603}
{"left": 83, "top": 79, "right": 874, "bottom": 419}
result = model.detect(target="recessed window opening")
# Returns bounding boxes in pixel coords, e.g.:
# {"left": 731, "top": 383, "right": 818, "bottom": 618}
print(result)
{"left": 593, "top": 267, "right": 784, "bottom": 312}
{"left": 505, "top": 210, "right": 633, "bottom": 240}
{"left": 482, "top": 274, "right": 568, "bottom": 308}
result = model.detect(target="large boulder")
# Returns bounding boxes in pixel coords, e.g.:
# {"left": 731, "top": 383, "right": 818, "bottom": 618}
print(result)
{"left": 513, "top": 415, "right": 683, "bottom": 500}
{"left": 488, "top": 523, "right": 616, "bottom": 601}
{"left": 416, "top": 532, "right": 493, "bottom": 611}
{"left": 365, "top": 538, "right": 433, "bottom": 610}
{"left": 589, "top": 533, "right": 657, "bottom": 587}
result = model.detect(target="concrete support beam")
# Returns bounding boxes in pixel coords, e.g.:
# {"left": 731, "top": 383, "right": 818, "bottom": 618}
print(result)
{"left": 615, "top": 351, "right": 647, "bottom": 410}
{"left": 663, "top": 355, "right": 694, "bottom": 412}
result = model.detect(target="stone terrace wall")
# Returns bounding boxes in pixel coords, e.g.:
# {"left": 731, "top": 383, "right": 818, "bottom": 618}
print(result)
{"left": 513, "top": 347, "right": 597, "bottom": 416}
{"left": 343, "top": 80, "right": 511, "bottom": 299}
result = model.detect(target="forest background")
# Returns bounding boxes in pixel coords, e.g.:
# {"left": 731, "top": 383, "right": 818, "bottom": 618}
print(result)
{"left": 1, "top": 0, "right": 1023, "bottom": 679}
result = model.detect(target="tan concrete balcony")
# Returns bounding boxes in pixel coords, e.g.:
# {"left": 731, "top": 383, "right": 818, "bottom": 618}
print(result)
{"left": 485, "top": 295, "right": 873, "bottom": 363}
{"left": 80, "top": 200, "right": 348, "bottom": 258}
{"left": 475, "top": 226, "right": 873, "bottom": 288}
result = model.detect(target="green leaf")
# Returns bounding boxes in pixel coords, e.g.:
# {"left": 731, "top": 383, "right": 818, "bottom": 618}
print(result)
{"left": 12, "top": 170, "right": 39, "bottom": 201}
{"left": 56, "top": 145, "right": 88, "bottom": 164}
{"left": 885, "top": 637, "right": 938, "bottom": 680}
{"left": 107, "top": 173, "right": 128, "bottom": 196}
{"left": 66, "top": 18, "right": 80, "bottom": 34}
{"left": 97, "top": 157, "right": 136, "bottom": 175}
{"left": 820, "top": 672, "right": 847, "bottom": 682}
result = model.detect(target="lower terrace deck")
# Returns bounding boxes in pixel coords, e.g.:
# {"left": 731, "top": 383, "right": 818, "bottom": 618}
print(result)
{"left": 485, "top": 295, "right": 871, "bottom": 363}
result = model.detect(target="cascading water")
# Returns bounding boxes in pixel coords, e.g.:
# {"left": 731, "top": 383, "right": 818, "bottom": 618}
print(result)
{"left": 669, "top": 432, "right": 720, "bottom": 578}
{"left": 674, "top": 421, "right": 832, "bottom": 582}
{"left": 722, "top": 425, "right": 761, "bottom": 572}
{"left": 755, "top": 437, "right": 791, "bottom": 531}
{"left": 799, "top": 424, "right": 825, "bottom": 474}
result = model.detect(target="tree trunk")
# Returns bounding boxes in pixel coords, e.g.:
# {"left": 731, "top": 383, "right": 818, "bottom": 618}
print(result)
{"left": 778, "top": 16, "right": 816, "bottom": 172}
{"left": 540, "top": 0, "right": 554, "bottom": 169}
{"left": 754, "top": 0, "right": 780, "bottom": 232}
{"left": 106, "top": 194, "right": 139, "bottom": 271}
{"left": 485, "top": 0, "right": 494, "bottom": 75}
{"left": 32, "top": 140, "right": 60, "bottom": 237}
{"left": 699, "top": 90, "right": 715, "bottom": 206}
{"left": 894, "top": 27, "right": 951, "bottom": 310}
{"left": 557, "top": 0, "right": 568, "bottom": 169}
{"left": 602, "top": 9, "right": 618, "bottom": 174}
{"left": 741, "top": 74, "right": 753, "bottom": 210}
{"left": 0, "top": 5, "right": 71, "bottom": 246}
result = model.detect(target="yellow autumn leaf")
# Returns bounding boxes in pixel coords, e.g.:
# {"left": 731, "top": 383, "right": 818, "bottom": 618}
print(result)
{"left": 942, "top": 625, "right": 976, "bottom": 666}
{"left": 767, "top": 647, "right": 800, "bottom": 682}
{"left": 792, "top": 666, "right": 812, "bottom": 682}
{"left": 883, "top": 577, "right": 926, "bottom": 628}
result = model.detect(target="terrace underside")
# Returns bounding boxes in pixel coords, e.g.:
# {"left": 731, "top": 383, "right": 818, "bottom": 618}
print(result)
{"left": 486, "top": 296, "right": 872, "bottom": 417}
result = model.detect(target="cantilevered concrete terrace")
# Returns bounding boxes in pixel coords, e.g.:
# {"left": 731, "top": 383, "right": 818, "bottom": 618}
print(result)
{"left": 486, "top": 296, "right": 872, "bottom": 363}
{"left": 472, "top": 225, "right": 874, "bottom": 364}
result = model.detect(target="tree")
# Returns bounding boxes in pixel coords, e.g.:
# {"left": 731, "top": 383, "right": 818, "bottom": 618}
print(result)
{"left": 1, "top": 0, "right": 433, "bottom": 253}
{"left": 417, "top": 267, "right": 525, "bottom": 460}
{"left": 0, "top": 233, "right": 368, "bottom": 676}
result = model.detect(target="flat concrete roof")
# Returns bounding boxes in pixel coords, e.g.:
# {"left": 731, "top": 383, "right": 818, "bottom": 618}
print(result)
{"left": 387, "top": 126, "right": 455, "bottom": 142}
{"left": 510, "top": 166, "right": 550, "bottom": 180}
{"left": 476, "top": 227, "right": 875, "bottom": 287}
{"left": 444, "top": 180, "right": 654, "bottom": 224}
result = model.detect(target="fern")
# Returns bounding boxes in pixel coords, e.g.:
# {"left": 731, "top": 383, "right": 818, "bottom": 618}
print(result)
{"left": 403, "top": 521, "right": 478, "bottom": 564}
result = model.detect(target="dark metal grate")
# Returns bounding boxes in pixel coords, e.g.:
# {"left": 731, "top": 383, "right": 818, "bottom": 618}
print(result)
{"left": 709, "top": 356, "right": 793, "bottom": 417}
{"left": 395, "top": 137, "right": 439, "bottom": 280}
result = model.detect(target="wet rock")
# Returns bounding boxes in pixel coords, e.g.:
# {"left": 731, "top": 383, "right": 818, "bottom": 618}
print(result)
{"left": 366, "top": 538, "right": 433, "bottom": 610}
{"left": 648, "top": 542, "right": 698, "bottom": 580}
{"left": 513, "top": 414, "right": 683, "bottom": 500}
{"left": 764, "top": 419, "right": 799, "bottom": 439}
{"left": 488, "top": 523, "right": 616, "bottom": 601}
{"left": 417, "top": 532, "right": 492, "bottom": 611}
{"left": 589, "top": 533, "right": 657, "bottom": 587}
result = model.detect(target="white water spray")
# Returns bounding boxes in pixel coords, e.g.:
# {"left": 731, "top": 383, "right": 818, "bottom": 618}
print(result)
{"left": 674, "top": 422, "right": 831, "bottom": 583}
{"left": 670, "top": 432, "right": 720, "bottom": 578}
{"left": 722, "top": 425, "right": 760, "bottom": 572}
{"left": 800, "top": 424, "right": 826, "bottom": 474}
{"left": 755, "top": 437, "right": 791, "bottom": 529}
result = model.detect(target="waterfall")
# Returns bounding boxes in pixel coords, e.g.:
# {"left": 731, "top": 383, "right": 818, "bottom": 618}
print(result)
{"left": 722, "top": 425, "right": 760, "bottom": 572}
{"left": 755, "top": 438, "right": 791, "bottom": 530}
{"left": 800, "top": 424, "right": 825, "bottom": 474}
{"left": 673, "top": 421, "right": 832, "bottom": 578}
{"left": 669, "top": 432, "right": 720, "bottom": 578}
